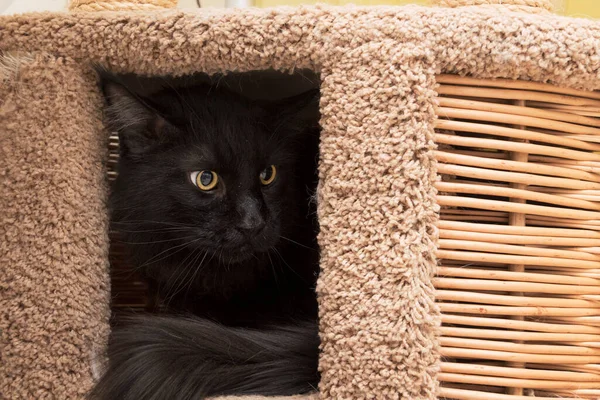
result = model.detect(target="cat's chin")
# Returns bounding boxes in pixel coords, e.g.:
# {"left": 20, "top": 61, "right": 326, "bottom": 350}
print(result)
{"left": 215, "top": 246, "right": 255, "bottom": 265}
{"left": 209, "top": 239, "right": 276, "bottom": 264}
{"left": 222, "top": 253, "right": 254, "bottom": 264}
{"left": 217, "top": 244, "right": 263, "bottom": 264}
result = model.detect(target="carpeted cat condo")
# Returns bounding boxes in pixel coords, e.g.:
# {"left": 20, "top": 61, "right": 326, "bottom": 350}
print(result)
{"left": 2, "top": 0, "right": 600, "bottom": 398}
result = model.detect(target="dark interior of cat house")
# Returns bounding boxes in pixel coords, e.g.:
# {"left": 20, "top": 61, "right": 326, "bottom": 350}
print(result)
{"left": 105, "top": 70, "right": 322, "bottom": 326}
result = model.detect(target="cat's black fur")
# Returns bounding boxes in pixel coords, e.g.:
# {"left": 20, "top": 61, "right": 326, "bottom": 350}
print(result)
{"left": 95, "top": 317, "right": 319, "bottom": 399}
{"left": 90, "top": 76, "right": 321, "bottom": 400}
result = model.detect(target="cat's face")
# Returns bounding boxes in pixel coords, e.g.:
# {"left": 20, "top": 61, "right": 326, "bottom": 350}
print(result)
{"left": 105, "top": 81, "right": 318, "bottom": 266}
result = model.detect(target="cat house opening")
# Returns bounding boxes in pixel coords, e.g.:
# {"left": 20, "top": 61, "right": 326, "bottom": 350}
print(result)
{"left": 104, "top": 69, "right": 322, "bottom": 327}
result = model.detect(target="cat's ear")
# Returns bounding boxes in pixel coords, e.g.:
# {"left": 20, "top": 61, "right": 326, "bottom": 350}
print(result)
{"left": 101, "top": 79, "right": 169, "bottom": 157}
{"left": 267, "top": 88, "right": 320, "bottom": 133}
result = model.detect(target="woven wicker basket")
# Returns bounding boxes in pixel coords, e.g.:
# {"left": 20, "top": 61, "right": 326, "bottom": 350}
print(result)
{"left": 435, "top": 74, "right": 600, "bottom": 399}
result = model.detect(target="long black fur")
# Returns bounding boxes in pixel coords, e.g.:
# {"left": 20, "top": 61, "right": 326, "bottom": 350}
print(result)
{"left": 91, "top": 316, "right": 320, "bottom": 400}
{"left": 90, "top": 74, "right": 321, "bottom": 400}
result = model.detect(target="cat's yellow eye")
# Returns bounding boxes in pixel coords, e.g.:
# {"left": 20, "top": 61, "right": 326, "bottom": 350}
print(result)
{"left": 260, "top": 165, "right": 277, "bottom": 186}
{"left": 190, "top": 170, "right": 219, "bottom": 191}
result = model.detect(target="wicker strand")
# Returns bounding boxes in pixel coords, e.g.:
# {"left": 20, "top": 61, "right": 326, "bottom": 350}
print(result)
{"left": 439, "top": 387, "right": 580, "bottom": 400}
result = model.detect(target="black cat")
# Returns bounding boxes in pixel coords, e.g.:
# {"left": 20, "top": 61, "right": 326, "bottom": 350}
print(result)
{"left": 90, "top": 76, "right": 321, "bottom": 399}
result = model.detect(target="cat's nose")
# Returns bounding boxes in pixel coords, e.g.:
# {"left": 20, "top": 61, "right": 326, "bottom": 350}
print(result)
{"left": 238, "top": 212, "right": 266, "bottom": 234}
{"left": 237, "top": 197, "right": 266, "bottom": 234}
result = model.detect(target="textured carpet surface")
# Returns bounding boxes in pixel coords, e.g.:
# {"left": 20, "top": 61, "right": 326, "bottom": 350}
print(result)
{"left": 0, "top": 53, "right": 110, "bottom": 399}
{"left": 2, "top": 4, "right": 600, "bottom": 400}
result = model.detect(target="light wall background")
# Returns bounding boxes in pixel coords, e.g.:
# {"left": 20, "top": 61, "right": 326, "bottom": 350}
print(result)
{"left": 0, "top": 1, "right": 598, "bottom": 20}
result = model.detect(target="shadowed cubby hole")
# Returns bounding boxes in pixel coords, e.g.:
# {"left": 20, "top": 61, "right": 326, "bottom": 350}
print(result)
{"left": 106, "top": 69, "right": 321, "bottom": 325}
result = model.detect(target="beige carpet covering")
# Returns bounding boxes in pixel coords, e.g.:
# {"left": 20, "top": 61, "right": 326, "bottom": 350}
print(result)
{"left": 2, "top": 2, "right": 600, "bottom": 399}
{"left": 0, "top": 53, "right": 110, "bottom": 399}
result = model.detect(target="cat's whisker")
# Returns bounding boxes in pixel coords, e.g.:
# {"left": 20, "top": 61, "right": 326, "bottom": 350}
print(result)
{"left": 169, "top": 245, "right": 200, "bottom": 286}
{"left": 266, "top": 250, "right": 279, "bottom": 289}
{"left": 165, "top": 248, "right": 207, "bottom": 305}
{"left": 117, "top": 236, "right": 197, "bottom": 245}
{"left": 271, "top": 247, "right": 307, "bottom": 284}
{"left": 112, "top": 227, "right": 191, "bottom": 234}
{"left": 183, "top": 250, "right": 215, "bottom": 301}
{"left": 278, "top": 236, "right": 316, "bottom": 251}
{"left": 113, "top": 220, "right": 193, "bottom": 227}
{"left": 138, "top": 237, "right": 203, "bottom": 269}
